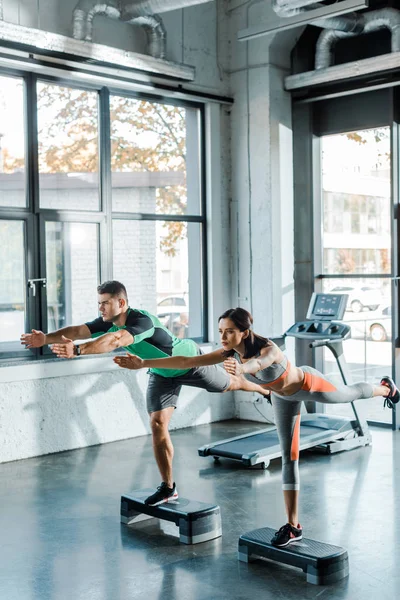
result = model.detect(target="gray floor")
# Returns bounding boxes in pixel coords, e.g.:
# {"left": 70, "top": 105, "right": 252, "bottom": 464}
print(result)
{"left": 0, "top": 420, "right": 399, "bottom": 600}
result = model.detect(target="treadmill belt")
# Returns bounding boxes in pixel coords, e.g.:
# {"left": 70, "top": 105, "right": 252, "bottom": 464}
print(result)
{"left": 212, "top": 432, "right": 280, "bottom": 454}
{"left": 210, "top": 424, "right": 338, "bottom": 456}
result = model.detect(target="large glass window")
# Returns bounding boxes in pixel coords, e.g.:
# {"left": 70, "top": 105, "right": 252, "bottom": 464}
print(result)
{"left": 111, "top": 95, "right": 204, "bottom": 339}
{"left": 0, "top": 220, "right": 27, "bottom": 353}
{"left": 113, "top": 220, "right": 203, "bottom": 338}
{"left": 319, "top": 127, "right": 392, "bottom": 424}
{"left": 0, "top": 76, "right": 26, "bottom": 208}
{"left": 37, "top": 83, "right": 100, "bottom": 211}
{"left": 0, "top": 72, "right": 206, "bottom": 359}
{"left": 45, "top": 222, "right": 100, "bottom": 330}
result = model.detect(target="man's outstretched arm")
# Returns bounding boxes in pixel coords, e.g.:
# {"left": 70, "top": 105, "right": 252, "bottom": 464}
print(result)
{"left": 21, "top": 325, "right": 92, "bottom": 349}
{"left": 51, "top": 329, "right": 134, "bottom": 359}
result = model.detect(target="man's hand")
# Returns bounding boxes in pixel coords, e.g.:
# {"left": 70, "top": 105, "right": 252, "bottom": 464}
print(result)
{"left": 114, "top": 354, "right": 145, "bottom": 370}
{"left": 51, "top": 336, "right": 76, "bottom": 359}
{"left": 20, "top": 329, "right": 46, "bottom": 348}
{"left": 223, "top": 357, "right": 243, "bottom": 376}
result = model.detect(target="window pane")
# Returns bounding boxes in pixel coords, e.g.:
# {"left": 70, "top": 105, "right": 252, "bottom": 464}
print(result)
{"left": 113, "top": 220, "right": 203, "bottom": 338}
{"left": 321, "top": 128, "right": 391, "bottom": 275}
{"left": 38, "top": 84, "right": 99, "bottom": 211}
{"left": 0, "top": 221, "right": 26, "bottom": 351}
{"left": 0, "top": 76, "right": 26, "bottom": 208}
{"left": 110, "top": 96, "right": 201, "bottom": 215}
{"left": 45, "top": 222, "right": 99, "bottom": 329}
{"left": 322, "top": 278, "right": 392, "bottom": 424}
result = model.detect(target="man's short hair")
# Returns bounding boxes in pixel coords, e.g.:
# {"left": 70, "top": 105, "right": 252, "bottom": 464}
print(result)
{"left": 97, "top": 281, "right": 128, "bottom": 299}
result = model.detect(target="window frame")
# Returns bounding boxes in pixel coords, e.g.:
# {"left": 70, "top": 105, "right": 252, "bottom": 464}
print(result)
{"left": 0, "top": 68, "right": 208, "bottom": 360}
{"left": 293, "top": 88, "right": 400, "bottom": 430}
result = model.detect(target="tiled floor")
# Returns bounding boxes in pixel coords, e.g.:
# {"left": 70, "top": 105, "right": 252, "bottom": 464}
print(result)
{"left": 0, "top": 420, "right": 399, "bottom": 600}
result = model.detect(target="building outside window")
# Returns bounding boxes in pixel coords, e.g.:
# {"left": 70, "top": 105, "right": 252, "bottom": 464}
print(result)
{"left": 319, "top": 127, "right": 392, "bottom": 424}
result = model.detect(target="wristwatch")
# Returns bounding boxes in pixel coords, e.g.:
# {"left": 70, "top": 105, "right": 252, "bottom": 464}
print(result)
{"left": 74, "top": 344, "right": 81, "bottom": 356}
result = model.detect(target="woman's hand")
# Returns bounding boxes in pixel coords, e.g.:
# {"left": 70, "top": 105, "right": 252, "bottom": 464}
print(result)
{"left": 114, "top": 354, "right": 144, "bottom": 370}
{"left": 223, "top": 357, "right": 243, "bottom": 376}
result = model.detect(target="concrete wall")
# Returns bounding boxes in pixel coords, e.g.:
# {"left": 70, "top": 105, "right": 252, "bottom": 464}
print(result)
{"left": 0, "top": 0, "right": 301, "bottom": 461}
{"left": 227, "top": 1, "right": 299, "bottom": 421}
{"left": 0, "top": 357, "right": 233, "bottom": 462}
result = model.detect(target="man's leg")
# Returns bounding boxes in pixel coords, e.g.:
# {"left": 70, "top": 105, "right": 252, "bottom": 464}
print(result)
{"left": 145, "top": 374, "right": 181, "bottom": 505}
{"left": 150, "top": 407, "right": 175, "bottom": 488}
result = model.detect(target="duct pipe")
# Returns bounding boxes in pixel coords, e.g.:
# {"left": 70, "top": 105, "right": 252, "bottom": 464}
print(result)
{"left": 121, "top": 0, "right": 214, "bottom": 21}
{"left": 315, "top": 29, "right": 355, "bottom": 69}
{"left": 73, "top": 1, "right": 121, "bottom": 40}
{"left": 363, "top": 8, "right": 400, "bottom": 53}
{"left": 315, "top": 7, "right": 400, "bottom": 69}
{"left": 73, "top": 0, "right": 214, "bottom": 46}
{"left": 128, "top": 14, "right": 166, "bottom": 58}
{"left": 272, "top": 0, "right": 364, "bottom": 33}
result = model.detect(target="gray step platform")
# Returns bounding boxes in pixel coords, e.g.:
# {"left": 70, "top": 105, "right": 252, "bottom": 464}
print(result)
{"left": 238, "top": 527, "right": 349, "bottom": 585}
{"left": 121, "top": 489, "right": 222, "bottom": 544}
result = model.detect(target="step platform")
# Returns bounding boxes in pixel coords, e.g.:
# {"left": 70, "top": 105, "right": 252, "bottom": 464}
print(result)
{"left": 121, "top": 489, "right": 222, "bottom": 545}
{"left": 238, "top": 527, "right": 349, "bottom": 585}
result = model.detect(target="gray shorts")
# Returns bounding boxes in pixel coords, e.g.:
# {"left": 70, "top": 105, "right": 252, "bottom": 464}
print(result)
{"left": 146, "top": 364, "right": 231, "bottom": 413}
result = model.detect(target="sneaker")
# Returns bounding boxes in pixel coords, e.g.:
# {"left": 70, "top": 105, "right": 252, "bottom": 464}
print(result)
{"left": 271, "top": 523, "right": 303, "bottom": 548}
{"left": 381, "top": 376, "right": 400, "bottom": 409}
{"left": 144, "top": 482, "right": 178, "bottom": 506}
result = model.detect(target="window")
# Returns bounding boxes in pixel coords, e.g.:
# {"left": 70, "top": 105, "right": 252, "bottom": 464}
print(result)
{"left": 0, "top": 220, "right": 27, "bottom": 354}
{"left": 37, "top": 83, "right": 100, "bottom": 211}
{"left": 111, "top": 95, "right": 204, "bottom": 339}
{"left": 319, "top": 127, "right": 393, "bottom": 425}
{"left": 0, "top": 72, "right": 206, "bottom": 359}
{"left": 0, "top": 75, "right": 26, "bottom": 208}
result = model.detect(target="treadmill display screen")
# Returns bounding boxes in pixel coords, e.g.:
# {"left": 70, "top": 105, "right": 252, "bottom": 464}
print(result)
{"left": 312, "top": 294, "right": 342, "bottom": 318}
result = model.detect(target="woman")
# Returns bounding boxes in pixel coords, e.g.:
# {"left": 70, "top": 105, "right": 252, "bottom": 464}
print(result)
{"left": 114, "top": 307, "right": 399, "bottom": 547}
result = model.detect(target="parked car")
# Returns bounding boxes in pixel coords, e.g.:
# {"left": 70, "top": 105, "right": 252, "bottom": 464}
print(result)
{"left": 157, "top": 296, "right": 187, "bottom": 326}
{"left": 349, "top": 306, "right": 391, "bottom": 342}
{"left": 157, "top": 311, "right": 189, "bottom": 338}
{"left": 329, "top": 285, "right": 382, "bottom": 313}
{"left": 157, "top": 311, "right": 181, "bottom": 330}
{"left": 369, "top": 305, "right": 391, "bottom": 342}
{"left": 157, "top": 296, "right": 187, "bottom": 317}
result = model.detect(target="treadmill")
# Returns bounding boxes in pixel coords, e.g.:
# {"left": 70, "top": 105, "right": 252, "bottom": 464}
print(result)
{"left": 198, "top": 293, "right": 372, "bottom": 469}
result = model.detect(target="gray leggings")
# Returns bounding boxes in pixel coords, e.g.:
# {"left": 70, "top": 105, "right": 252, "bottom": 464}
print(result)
{"left": 272, "top": 366, "right": 374, "bottom": 490}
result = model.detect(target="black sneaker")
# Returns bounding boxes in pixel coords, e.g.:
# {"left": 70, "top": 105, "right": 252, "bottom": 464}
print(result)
{"left": 144, "top": 482, "right": 178, "bottom": 506}
{"left": 271, "top": 523, "right": 303, "bottom": 547}
{"left": 381, "top": 376, "right": 400, "bottom": 409}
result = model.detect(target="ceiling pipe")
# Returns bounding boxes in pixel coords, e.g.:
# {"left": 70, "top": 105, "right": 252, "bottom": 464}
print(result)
{"left": 128, "top": 14, "right": 166, "bottom": 59}
{"left": 315, "top": 7, "right": 400, "bottom": 69}
{"left": 73, "top": 0, "right": 214, "bottom": 58}
{"left": 73, "top": 1, "right": 121, "bottom": 40}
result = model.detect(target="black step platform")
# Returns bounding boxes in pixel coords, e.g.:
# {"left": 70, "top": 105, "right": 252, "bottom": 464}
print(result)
{"left": 238, "top": 527, "right": 349, "bottom": 585}
{"left": 121, "top": 489, "right": 222, "bottom": 544}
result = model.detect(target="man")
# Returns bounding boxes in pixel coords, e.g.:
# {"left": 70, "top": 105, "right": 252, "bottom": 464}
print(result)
{"left": 21, "top": 281, "right": 270, "bottom": 506}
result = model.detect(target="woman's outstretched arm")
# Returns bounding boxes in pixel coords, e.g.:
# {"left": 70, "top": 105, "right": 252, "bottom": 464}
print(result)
{"left": 114, "top": 347, "right": 225, "bottom": 370}
{"left": 224, "top": 345, "right": 280, "bottom": 376}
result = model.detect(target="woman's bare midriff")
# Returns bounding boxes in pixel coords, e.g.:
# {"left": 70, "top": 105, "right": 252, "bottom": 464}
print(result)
{"left": 263, "top": 365, "right": 305, "bottom": 397}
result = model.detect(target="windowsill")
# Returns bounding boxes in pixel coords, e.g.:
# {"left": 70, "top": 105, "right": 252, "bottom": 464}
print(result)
{"left": 0, "top": 343, "right": 215, "bottom": 383}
